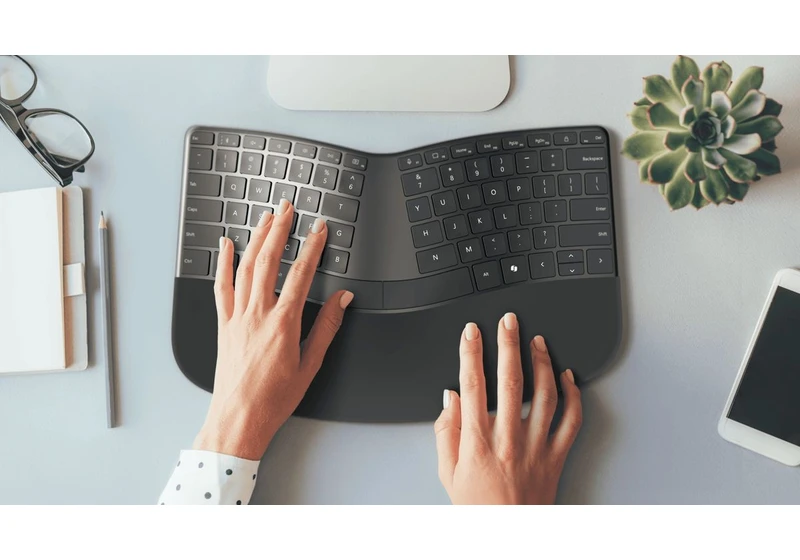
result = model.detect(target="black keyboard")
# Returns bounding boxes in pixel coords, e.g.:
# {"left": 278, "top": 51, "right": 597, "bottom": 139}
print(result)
{"left": 176, "top": 126, "right": 616, "bottom": 311}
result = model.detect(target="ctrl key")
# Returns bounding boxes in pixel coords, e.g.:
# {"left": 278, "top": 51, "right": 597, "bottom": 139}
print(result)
{"left": 181, "top": 249, "right": 210, "bottom": 276}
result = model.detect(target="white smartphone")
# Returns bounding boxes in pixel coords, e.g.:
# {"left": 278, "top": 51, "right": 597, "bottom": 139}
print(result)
{"left": 719, "top": 268, "right": 800, "bottom": 465}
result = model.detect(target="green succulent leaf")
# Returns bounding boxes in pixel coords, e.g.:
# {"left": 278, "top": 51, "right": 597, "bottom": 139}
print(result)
{"left": 691, "top": 184, "right": 710, "bottom": 209}
{"left": 685, "top": 137, "right": 701, "bottom": 152}
{"left": 723, "top": 133, "right": 761, "bottom": 155}
{"left": 699, "top": 169, "right": 730, "bottom": 204}
{"left": 622, "top": 131, "right": 667, "bottom": 161}
{"left": 722, "top": 170, "right": 749, "bottom": 201}
{"left": 629, "top": 105, "right": 652, "bottom": 130}
{"left": 762, "top": 98, "right": 782, "bottom": 116}
{"left": 648, "top": 147, "right": 687, "bottom": 184}
{"left": 720, "top": 115, "right": 736, "bottom": 138}
{"left": 634, "top": 97, "right": 653, "bottom": 107}
{"left": 647, "top": 102, "right": 683, "bottom": 131}
{"left": 664, "top": 131, "right": 690, "bottom": 151}
{"left": 744, "top": 148, "right": 781, "bottom": 175}
{"left": 701, "top": 63, "right": 732, "bottom": 108}
{"left": 671, "top": 56, "right": 700, "bottom": 93}
{"left": 735, "top": 115, "right": 784, "bottom": 142}
{"left": 643, "top": 75, "right": 684, "bottom": 113}
{"left": 710, "top": 91, "right": 732, "bottom": 118}
{"left": 639, "top": 158, "right": 655, "bottom": 183}
{"left": 719, "top": 61, "right": 733, "bottom": 78}
{"left": 664, "top": 164, "right": 695, "bottom": 210}
{"left": 719, "top": 148, "right": 758, "bottom": 183}
{"left": 684, "top": 152, "right": 707, "bottom": 182}
{"left": 729, "top": 90, "right": 767, "bottom": 123}
{"left": 682, "top": 78, "right": 704, "bottom": 109}
{"left": 702, "top": 147, "right": 727, "bottom": 169}
{"left": 679, "top": 106, "right": 697, "bottom": 127}
{"left": 761, "top": 139, "right": 777, "bottom": 152}
{"left": 728, "top": 66, "right": 764, "bottom": 106}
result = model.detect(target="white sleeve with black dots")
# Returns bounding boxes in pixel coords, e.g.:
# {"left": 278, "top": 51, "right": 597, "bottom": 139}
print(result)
{"left": 158, "top": 450, "right": 260, "bottom": 505}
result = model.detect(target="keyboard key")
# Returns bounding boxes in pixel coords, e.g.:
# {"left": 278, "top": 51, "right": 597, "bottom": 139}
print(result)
{"left": 294, "top": 143, "right": 317, "bottom": 159}
{"left": 444, "top": 215, "right": 469, "bottom": 240}
{"left": 215, "top": 150, "right": 238, "bottom": 172}
{"left": 416, "top": 244, "right": 458, "bottom": 274}
{"left": 502, "top": 136, "right": 525, "bottom": 150}
{"left": 319, "top": 148, "right": 342, "bottom": 164}
{"left": 184, "top": 224, "right": 224, "bottom": 248}
{"left": 501, "top": 255, "right": 528, "bottom": 284}
{"left": 477, "top": 138, "right": 501, "bottom": 153}
{"left": 559, "top": 223, "right": 613, "bottom": 247}
{"left": 384, "top": 267, "right": 472, "bottom": 309}
{"left": 406, "top": 197, "right": 432, "bottom": 223}
{"left": 468, "top": 209, "right": 493, "bottom": 234}
{"left": 530, "top": 252, "right": 555, "bottom": 279}
{"left": 283, "top": 237, "right": 299, "bottom": 261}
{"left": 241, "top": 152, "right": 263, "bottom": 175}
{"left": 482, "top": 181, "right": 506, "bottom": 205}
{"left": 554, "top": 132, "right": 577, "bottom": 145}
{"left": 411, "top": 221, "right": 444, "bottom": 248}
{"left": 440, "top": 162, "right": 466, "bottom": 187}
{"left": 571, "top": 198, "right": 610, "bottom": 221}
{"left": 217, "top": 133, "right": 240, "bottom": 147}
{"left": 290, "top": 213, "right": 299, "bottom": 234}
{"left": 321, "top": 248, "right": 349, "bottom": 274}
{"left": 190, "top": 131, "right": 214, "bottom": 145}
{"left": 558, "top": 249, "right": 583, "bottom": 264}
{"left": 250, "top": 205, "right": 273, "bottom": 227}
{"left": 424, "top": 148, "right": 449, "bottom": 164}
{"left": 328, "top": 221, "right": 355, "bottom": 248}
{"left": 223, "top": 176, "right": 246, "bottom": 199}
{"left": 344, "top": 154, "right": 368, "bottom": 171}
{"left": 585, "top": 172, "right": 609, "bottom": 195}
{"left": 482, "top": 233, "right": 508, "bottom": 257}
{"left": 473, "top": 261, "right": 502, "bottom": 291}
{"left": 244, "top": 135, "right": 266, "bottom": 150}
{"left": 508, "top": 229, "right": 532, "bottom": 253}
{"left": 313, "top": 164, "right": 339, "bottom": 190}
{"left": 490, "top": 154, "right": 514, "bottom": 177}
{"left": 297, "top": 214, "right": 317, "bottom": 237}
{"left": 507, "top": 177, "right": 532, "bottom": 201}
{"left": 226, "top": 227, "right": 250, "bottom": 252}
{"left": 211, "top": 251, "right": 240, "bottom": 279}
{"left": 248, "top": 179, "right": 271, "bottom": 202}
{"left": 493, "top": 205, "right": 517, "bottom": 229}
{"left": 186, "top": 198, "right": 223, "bottom": 222}
{"left": 268, "top": 138, "right": 291, "bottom": 154}
{"left": 533, "top": 226, "right": 556, "bottom": 249}
{"left": 432, "top": 190, "right": 457, "bottom": 216}
{"left": 272, "top": 183, "right": 296, "bottom": 205}
{"left": 306, "top": 272, "right": 383, "bottom": 310}
{"left": 337, "top": 171, "right": 364, "bottom": 196}
{"left": 515, "top": 151, "right": 538, "bottom": 174}
{"left": 544, "top": 200, "right": 567, "bottom": 223}
{"left": 527, "top": 133, "right": 551, "bottom": 147}
{"left": 518, "top": 202, "right": 542, "bottom": 225}
{"left": 587, "top": 249, "right": 614, "bottom": 274}
{"left": 533, "top": 176, "right": 556, "bottom": 198}
{"left": 540, "top": 149, "right": 564, "bottom": 172}
{"left": 322, "top": 193, "right": 359, "bottom": 222}
{"left": 457, "top": 238, "right": 483, "bottom": 263}
{"left": 457, "top": 184, "right": 482, "bottom": 210}
{"left": 225, "top": 202, "right": 248, "bottom": 225}
{"left": 451, "top": 143, "right": 476, "bottom": 158}
{"left": 297, "top": 188, "right": 321, "bottom": 213}
{"left": 401, "top": 168, "right": 439, "bottom": 197}
{"left": 580, "top": 130, "right": 606, "bottom": 144}
{"left": 567, "top": 147, "right": 607, "bottom": 170}
{"left": 264, "top": 156, "right": 288, "bottom": 179}
{"left": 181, "top": 249, "right": 211, "bottom": 276}
{"left": 558, "top": 174, "right": 582, "bottom": 196}
{"left": 398, "top": 154, "right": 423, "bottom": 170}
{"left": 187, "top": 173, "right": 220, "bottom": 196}
{"left": 559, "top": 263, "right": 584, "bottom": 276}
{"left": 465, "top": 158, "right": 491, "bottom": 181}
{"left": 289, "top": 160, "right": 313, "bottom": 184}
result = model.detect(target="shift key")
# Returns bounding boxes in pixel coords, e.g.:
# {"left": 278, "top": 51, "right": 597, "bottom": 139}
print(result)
{"left": 184, "top": 223, "right": 224, "bottom": 248}
{"left": 559, "top": 224, "right": 612, "bottom": 247}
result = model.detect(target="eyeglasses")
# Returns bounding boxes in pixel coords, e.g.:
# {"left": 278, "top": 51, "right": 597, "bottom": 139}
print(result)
{"left": 0, "top": 55, "right": 95, "bottom": 187}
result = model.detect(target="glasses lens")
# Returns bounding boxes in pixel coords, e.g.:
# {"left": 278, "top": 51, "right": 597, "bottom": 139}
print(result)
{"left": 0, "top": 56, "right": 35, "bottom": 103}
{"left": 24, "top": 112, "right": 93, "bottom": 167}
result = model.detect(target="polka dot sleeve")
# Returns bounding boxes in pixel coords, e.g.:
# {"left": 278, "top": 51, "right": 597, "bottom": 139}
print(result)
{"left": 158, "top": 450, "right": 260, "bottom": 505}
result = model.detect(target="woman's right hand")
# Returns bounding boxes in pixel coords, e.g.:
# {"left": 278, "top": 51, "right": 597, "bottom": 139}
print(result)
{"left": 434, "top": 313, "right": 582, "bottom": 504}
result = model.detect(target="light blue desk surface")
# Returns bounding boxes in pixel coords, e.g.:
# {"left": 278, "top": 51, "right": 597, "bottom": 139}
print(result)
{"left": 1, "top": 56, "right": 799, "bottom": 504}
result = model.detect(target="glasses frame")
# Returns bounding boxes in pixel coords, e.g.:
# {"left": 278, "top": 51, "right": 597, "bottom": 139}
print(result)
{"left": 0, "top": 55, "right": 95, "bottom": 187}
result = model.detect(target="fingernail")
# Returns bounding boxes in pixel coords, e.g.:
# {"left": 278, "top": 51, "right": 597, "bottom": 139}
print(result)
{"left": 277, "top": 198, "right": 290, "bottom": 215}
{"left": 533, "top": 335, "right": 547, "bottom": 352}
{"left": 339, "top": 291, "right": 354, "bottom": 309}
{"left": 258, "top": 211, "right": 272, "bottom": 227}
{"left": 565, "top": 369, "right": 575, "bottom": 384}
{"left": 502, "top": 312, "right": 517, "bottom": 330}
{"left": 464, "top": 322, "right": 478, "bottom": 341}
{"left": 442, "top": 390, "right": 450, "bottom": 409}
{"left": 311, "top": 217, "right": 326, "bottom": 234}
{"left": 219, "top": 236, "right": 225, "bottom": 251}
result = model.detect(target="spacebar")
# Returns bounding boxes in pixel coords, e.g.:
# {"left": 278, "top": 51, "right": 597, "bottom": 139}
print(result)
{"left": 384, "top": 267, "right": 473, "bottom": 310}
{"left": 276, "top": 263, "right": 384, "bottom": 310}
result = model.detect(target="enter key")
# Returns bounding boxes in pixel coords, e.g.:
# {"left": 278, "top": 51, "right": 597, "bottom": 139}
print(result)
{"left": 570, "top": 197, "right": 610, "bottom": 221}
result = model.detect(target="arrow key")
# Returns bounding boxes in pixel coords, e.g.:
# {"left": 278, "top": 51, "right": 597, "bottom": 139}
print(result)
{"left": 587, "top": 249, "right": 614, "bottom": 274}
{"left": 558, "top": 263, "right": 584, "bottom": 276}
{"left": 557, "top": 249, "right": 584, "bottom": 264}
{"left": 529, "top": 252, "right": 555, "bottom": 280}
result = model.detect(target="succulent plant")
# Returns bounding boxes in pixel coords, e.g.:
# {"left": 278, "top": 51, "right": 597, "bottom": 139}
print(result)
{"left": 622, "top": 56, "right": 784, "bottom": 210}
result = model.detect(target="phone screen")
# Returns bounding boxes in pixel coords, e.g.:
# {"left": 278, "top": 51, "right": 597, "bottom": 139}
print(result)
{"left": 728, "top": 286, "right": 800, "bottom": 445}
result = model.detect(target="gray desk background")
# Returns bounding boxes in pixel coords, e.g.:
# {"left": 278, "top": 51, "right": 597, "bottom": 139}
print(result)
{"left": 1, "top": 56, "right": 799, "bottom": 504}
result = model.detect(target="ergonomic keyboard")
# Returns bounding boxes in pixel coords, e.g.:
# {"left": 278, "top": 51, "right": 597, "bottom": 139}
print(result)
{"left": 173, "top": 126, "right": 622, "bottom": 423}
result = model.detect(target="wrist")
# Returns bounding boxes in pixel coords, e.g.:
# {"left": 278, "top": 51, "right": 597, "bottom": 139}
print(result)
{"left": 193, "top": 398, "right": 275, "bottom": 461}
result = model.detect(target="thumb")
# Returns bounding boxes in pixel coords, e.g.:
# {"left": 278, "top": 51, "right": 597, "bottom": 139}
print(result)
{"left": 299, "top": 290, "right": 353, "bottom": 377}
{"left": 434, "top": 389, "right": 462, "bottom": 492}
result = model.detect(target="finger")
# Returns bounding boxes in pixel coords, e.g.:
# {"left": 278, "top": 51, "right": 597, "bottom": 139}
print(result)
{"left": 233, "top": 211, "right": 274, "bottom": 312}
{"left": 434, "top": 389, "right": 462, "bottom": 492}
{"left": 495, "top": 312, "right": 523, "bottom": 450}
{"left": 299, "top": 290, "right": 354, "bottom": 377}
{"left": 278, "top": 217, "right": 327, "bottom": 312}
{"left": 550, "top": 369, "right": 582, "bottom": 457}
{"left": 459, "top": 322, "right": 488, "bottom": 435}
{"left": 250, "top": 198, "right": 294, "bottom": 309}
{"left": 527, "top": 335, "right": 558, "bottom": 445}
{"left": 213, "top": 236, "right": 234, "bottom": 324}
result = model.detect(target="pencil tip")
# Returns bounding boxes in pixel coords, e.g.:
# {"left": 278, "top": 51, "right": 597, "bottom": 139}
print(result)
{"left": 98, "top": 212, "right": 106, "bottom": 229}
